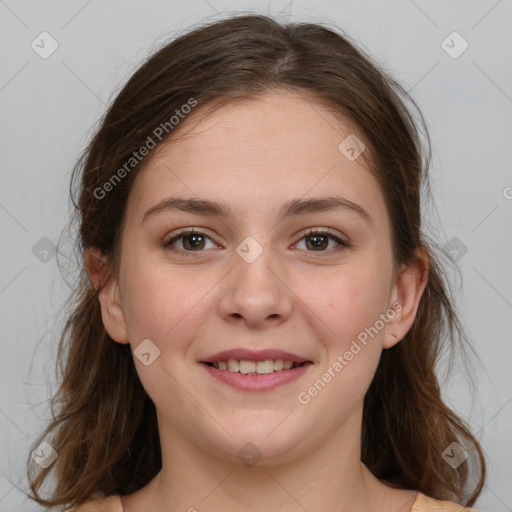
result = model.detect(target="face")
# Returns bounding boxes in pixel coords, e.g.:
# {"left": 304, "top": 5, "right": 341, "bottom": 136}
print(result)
{"left": 91, "top": 90, "right": 426, "bottom": 465}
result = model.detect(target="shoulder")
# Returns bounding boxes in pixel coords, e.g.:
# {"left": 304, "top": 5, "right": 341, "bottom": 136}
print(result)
{"left": 412, "top": 492, "right": 481, "bottom": 511}
{"left": 64, "top": 494, "right": 123, "bottom": 512}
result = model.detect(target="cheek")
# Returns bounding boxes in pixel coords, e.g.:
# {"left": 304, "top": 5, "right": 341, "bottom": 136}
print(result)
{"left": 296, "top": 267, "right": 390, "bottom": 414}
{"left": 121, "top": 255, "right": 228, "bottom": 360}
{"left": 318, "top": 260, "right": 392, "bottom": 341}
{"left": 121, "top": 259, "right": 194, "bottom": 342}
{"left": 306, "top": 256, "right": 393, "bottom": 397}
{"left": 119, "top": 262, "right": 212, "bottom": 411}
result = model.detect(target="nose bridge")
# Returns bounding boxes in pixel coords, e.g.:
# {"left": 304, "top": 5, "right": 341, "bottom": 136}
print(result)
{"left": 220, "top": 235, "right": 292, "bottom": 324}
{"left": 234, "top": 235, "right": 281, "bottom": 296}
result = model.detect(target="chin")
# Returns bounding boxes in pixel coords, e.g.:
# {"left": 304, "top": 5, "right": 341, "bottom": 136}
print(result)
{"left": 210, "top": 416, "right": 312, "bottom": 466}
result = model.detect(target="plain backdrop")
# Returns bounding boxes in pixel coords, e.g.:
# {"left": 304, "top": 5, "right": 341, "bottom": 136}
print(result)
{"left": 0, "top": 1, "right": 511, "bottom": 510}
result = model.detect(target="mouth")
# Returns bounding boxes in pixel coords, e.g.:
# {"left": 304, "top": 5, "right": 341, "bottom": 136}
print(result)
{"left": 202, "top": 359, "right": 309, "bottom": 375}
{"left": 199, "top": 349, "right": 314, "bottom": 391}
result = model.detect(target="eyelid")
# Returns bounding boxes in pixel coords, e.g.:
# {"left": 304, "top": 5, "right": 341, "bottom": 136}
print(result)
{"left": 300, "top": 226, "right": 347, "bottom": 241}
{"left": 164, "top": 227, "right": 211, "bottom": 241}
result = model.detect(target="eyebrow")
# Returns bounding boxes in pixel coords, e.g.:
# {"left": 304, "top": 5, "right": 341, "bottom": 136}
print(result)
{"left": 141, "top": 195, "right": 372, "bottom": 225}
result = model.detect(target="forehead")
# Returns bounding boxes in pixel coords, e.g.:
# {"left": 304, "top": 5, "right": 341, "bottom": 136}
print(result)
{"left": 126, "top": 90, "right": 386, "bottom": 223}
{"left": 150, "top": 91, "right": 367, "bottom": 167}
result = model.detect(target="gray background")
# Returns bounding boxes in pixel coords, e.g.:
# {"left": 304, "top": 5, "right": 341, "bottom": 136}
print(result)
{"left": 1, "top": 0, "right": 511, "bottom": 510}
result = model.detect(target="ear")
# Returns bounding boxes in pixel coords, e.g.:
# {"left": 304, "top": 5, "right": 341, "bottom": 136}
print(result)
{"left": 382, "top": 248, "right": 429, "bottom": 349}
{"left": 85, "top": 247, "right": 130, "bottom": 344}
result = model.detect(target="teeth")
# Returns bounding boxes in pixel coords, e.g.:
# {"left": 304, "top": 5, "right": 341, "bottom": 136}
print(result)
{"left": 256, "top": 360, "right": 274, "bottom": 374}
{"left": 273, "top": 359, "right": 284, "bottom": 371}
{"left": 210, "top": 358, "right": 302, "bottom": 374}
{"left": 239, "top": 360, "right": 256, "bottom": 374}
{"left": 227, "top": 359, "right": 239, "bottom": 372}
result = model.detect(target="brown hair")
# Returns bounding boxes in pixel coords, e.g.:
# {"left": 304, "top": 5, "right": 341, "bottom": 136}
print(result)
{"left": 26, "top": 13, "right": 485, "bottom": 509}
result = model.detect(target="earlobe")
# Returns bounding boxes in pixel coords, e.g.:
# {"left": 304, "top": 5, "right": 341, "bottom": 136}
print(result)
{"left": 383, "top": 248, "right": 429, "bottom": 349}
{"left": 85, "top": 247, "right": 130, "bottom": 344}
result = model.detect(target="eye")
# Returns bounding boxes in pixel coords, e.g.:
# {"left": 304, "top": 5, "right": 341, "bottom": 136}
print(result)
{"left": 163, "top": 229, "right": 218, "bottom": 254}
{"left": 294, "top": 228, "right": 350, "bottom": 253}
{"left": 163, "top": 227, "right": 350, "bottom": 257}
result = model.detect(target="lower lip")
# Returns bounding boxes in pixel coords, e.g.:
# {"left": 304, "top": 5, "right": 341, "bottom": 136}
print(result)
{"left": 201, "top": 362, "right": 313, "bottom": 392}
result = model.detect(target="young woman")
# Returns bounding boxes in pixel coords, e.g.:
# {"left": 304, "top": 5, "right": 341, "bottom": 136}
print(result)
{"left": 27, "top": 14, "right": 486, "bottom": 512}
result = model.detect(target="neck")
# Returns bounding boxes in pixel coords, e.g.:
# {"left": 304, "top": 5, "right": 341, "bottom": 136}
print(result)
{"left": 128, "top": 408, "right": 396, "bottom": 512}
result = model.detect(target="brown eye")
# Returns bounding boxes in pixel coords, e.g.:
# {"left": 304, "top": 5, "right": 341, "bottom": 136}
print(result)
{"left": 164, "top": 230, "right": 216, "bottom": 254}
{"left": 296, "top": 228, "right": 350, "bottom": 253}
{"left": 305, "top": 233, "right": 329, "bottom": 250}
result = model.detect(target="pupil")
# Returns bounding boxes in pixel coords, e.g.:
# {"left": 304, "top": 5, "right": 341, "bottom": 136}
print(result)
{"left": 185, "top": 234, "right": 204, "bottom": 250}
{"left": 308, "top": 234, "right": 327, "bottom": 250}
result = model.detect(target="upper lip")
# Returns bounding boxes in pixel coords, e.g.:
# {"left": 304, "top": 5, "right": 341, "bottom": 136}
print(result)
{"left": 201, "top": 349, "right": 312, "bottom": 364}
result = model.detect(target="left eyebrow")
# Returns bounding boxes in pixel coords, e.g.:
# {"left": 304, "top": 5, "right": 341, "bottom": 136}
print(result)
{"left": 141, "top": 195, "right": 372, "bottom": 225}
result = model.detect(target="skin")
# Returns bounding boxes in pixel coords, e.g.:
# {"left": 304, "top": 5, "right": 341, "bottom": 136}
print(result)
{"left": 86, "top": 90, "right": 428, "bottom": 512}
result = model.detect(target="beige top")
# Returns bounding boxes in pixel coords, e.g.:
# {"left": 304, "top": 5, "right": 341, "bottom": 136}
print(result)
{"left": 65, "top": 491, "right": 481, "bottom": 511}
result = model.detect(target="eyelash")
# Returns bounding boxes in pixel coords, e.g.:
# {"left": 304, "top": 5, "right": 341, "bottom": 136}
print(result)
{"left": 163, "top": 227, "right": 350, "bottom": 257}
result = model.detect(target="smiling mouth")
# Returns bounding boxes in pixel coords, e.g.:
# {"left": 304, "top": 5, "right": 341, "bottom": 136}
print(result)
{"left": 202, "top": 359, "right": 311, "bottom": 375}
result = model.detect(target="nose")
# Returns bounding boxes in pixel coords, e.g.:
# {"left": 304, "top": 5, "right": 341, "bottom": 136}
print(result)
{"left": 218, "top": 241, "right": 293, "bottom": 329}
